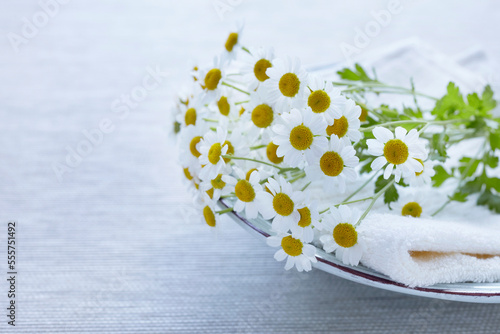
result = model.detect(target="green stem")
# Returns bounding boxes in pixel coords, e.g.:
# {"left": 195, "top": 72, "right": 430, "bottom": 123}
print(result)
{"left": 288, "top": 172, "right": 306, "bottom": 184}
{"left": 241, "top": 46, "right": 251, "bottom": 54}
{"left": 333, "top": 81, "right": 438, "bottom": 100}
{"left": 336, "top": 197, "right": 373, "bottom": 207}
{"left": 249, "top": 144, "right": 266, "bottom": 150}
{"left": 235, "top": 100, "right": 249, "bottom": 105}
{"left": 216, "top": 207, "right": 233, "bottom": 214}
{"left": 360, "top": 119, "right": 469, "bottom": 133}
{"left": 342, "top": 170, "right": 380, "bottom": 203}
{"left": 222, "top": 82, "right": 250, "bottom": 95}
{"left": 222, "top": 155, "right": 283, "bottom": 170}
{"left": 356, "top": 179, "right": 395, "bottom": 226}
{"left": 301, "top": 181, "right": 311, "bottom": 191}
{"left": 431, "top": 199, "right": 451, "bottom": 217}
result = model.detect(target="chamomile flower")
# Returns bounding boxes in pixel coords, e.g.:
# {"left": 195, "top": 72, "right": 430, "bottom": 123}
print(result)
{"left": 262, "top": 57, "right": 308, "bottom": 113}
{"left": 267, "top": 233, "right": 317, "bottom": 272}
{"left": 222, "top": 23, "right": 244, "bottom": 63}
{"left": 305, "top": 135, "right": 359, "bottom": 193}
{"left": 265, "top": 141, "right": 284, "bottom": 165}
{"left": 194, "top": 197, "right": 220, "bottom": 228}
{"left": 320, "top": 205, "right": 364, "bottom": 266}
{"left": 393, "top": 192, "right": 435, "bottom": 219}
{"left": 198, "top": 57, "right": 227, "bottom": 102}
{"left": 199, "top": 165, "right": 232, "bottom": 202}
{"left": 241, "top": 93, "right": 277, "bottom": 141}
{"left": 272, "top": 108, "right": 328, "bottom": 167}
{"left": 208, "top": 87, "right": 242, "bottom": 122}
{"left": 222, "top": 168, "right": 266, "bottom": 219}
{"left": 367, "top": 126, "right": 427, "bottom": 182}
{"left": 326, "top": 98, "right": 362, "bottom": 143}
{"left": 178, "top": 122, "right": 210, "bottom": 177}
{"left": 405, "top": 158, "right": 436, "bottom": 187}
{"left": 198, "top": 127, "right": 230, "bottom": 181}
{"left": 306, "top": 76, "right": 345, "bottom": 125}
{"left": 175, "top": 95, "right": 206, "bottom": 128}
{"left": 240, "top": 47, "right": 275, "bottom": 91}
{"left": 289, "top": 201, "right": 321, "bottom": 241}
{"left": 258, "top": 176, "right": 306, "bottom": 233}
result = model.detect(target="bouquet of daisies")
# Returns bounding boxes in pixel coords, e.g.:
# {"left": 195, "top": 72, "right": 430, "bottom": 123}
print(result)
{"left": 172, "top": 30, "right": 499, "bottom": 272}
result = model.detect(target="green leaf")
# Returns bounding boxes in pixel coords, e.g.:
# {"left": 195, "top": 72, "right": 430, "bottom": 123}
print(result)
{"left": 429, "top": 133, "right": 449, "bottom": 162}
{"left": 484, "top": 152, "right": 499, "bottom": 168}
{"left": 337, "top": 63, "right": 376, "bottom": 82}
{"left": 490, "top": 131, "right": 500, "bottom": 151}
{"left": 477, "top": 190, "right": 500, "bottom": 213}
{"left": 432, "top": 165, "right": 453, "bottom": 187}
{"left": 458, "top": 157, "right": 480, "bottom": 178}
{"left": 375, "top": 175, "right": 399, "bottom": 207}
{"left": 461, "top": 177, "right": 483, "bottom": 194}
{"left": 485, "top": 176, "right": 500, "bottom": 192}
{"left": 448, "top": 191, "right": 468, "bottom": 202}
{"left": 359, "top": 160, "right": 373, "bottom": 174}
{"left": 403, "top": 106, "right": 423, "bottom": 119}
{"left": 431, "top": 82, "right": 467, "bottom": 120}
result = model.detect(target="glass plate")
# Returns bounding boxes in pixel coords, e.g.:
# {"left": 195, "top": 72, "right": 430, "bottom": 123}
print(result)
{"left": 219, "top": 199, "right": 500, "bottom": 304}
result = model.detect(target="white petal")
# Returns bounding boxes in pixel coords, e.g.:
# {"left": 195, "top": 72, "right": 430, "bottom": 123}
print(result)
{"left": 395, "top": 126, "right": 407, "bottom": 140}
{"left": 274, "top": 249, "right": 287, "bottom": 261}
{"left": 371, "top": 156, "right": 387, "bottom": 171}
{"left": 284, "top": 256, "right": 295, "bottom": 270}
{"left": 384, "top": 163, "right": 394, "bottom": 179}
{"left": 373, "top": 127, "right": 393, "bottom": 143}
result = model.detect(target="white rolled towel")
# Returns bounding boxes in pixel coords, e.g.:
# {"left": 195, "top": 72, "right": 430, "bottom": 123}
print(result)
{"left": 358, "top": 213, "right": 500, "bottom": 287}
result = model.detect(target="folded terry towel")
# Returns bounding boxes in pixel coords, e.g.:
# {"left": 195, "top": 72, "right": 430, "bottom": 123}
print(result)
{"left": 358, "top": 213, "right": 500, "bottom": 287}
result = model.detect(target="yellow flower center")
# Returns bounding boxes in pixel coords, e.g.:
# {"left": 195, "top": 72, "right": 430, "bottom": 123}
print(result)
{"left": 183, "top": 167, "right": 193, "bottom": 180}
{"left": 185, "top": 108, "right": 196, "bottom": 126}
{"left": 245, "top": 168, "right": 258, "bottom": 181}
{"left": 222, "top": 140, "right": 234, "bottom": 163}
{"left": 225, "top": 32, "right": 238, "bottom": 52}
{"left": 279, "top": 73, "right": 300, "bottom": 97}
{"left": 308, "top": 90, "right": 331, "bottom": 113}
{"left": 203, "top": 206, "right": 216, "bottom": 227}
{"left": 204, "top": 69, "right": 221, "bottom": 90}
{"left": 326, "top": 116, "right": 348, "bottom": 138}
{"left": 254, "top": 58, "right": 272, "bottom": 82}
{"left": 251, "top": 104, "right": 274, "bottom": 128}
{"left": 297, "top": 207, "right": 312, "bottom": 228}
{"left": 208, "top": 143, "right": 222, "bottom": 164}
{"left": 281, "top": 235, "right": 303, "bottom": 257}
{"left": 266, "top": 142, "right": 283, "bottom": 164}
{"left": 415, "top": 159, "right": 424, "bottom": 176}
{"left": 333, "top": 223, "right": 358, "bottom": 248}
{"left": 402, "top": 202, "right": 422, "bottom": 218}
{"left": 239, "top": 107, "right": 245, "bottom": 116}
{"left": 289, "top": 125, "right": 313, "bottom": 151}
{"left": 384, "top": 139, "right": 409, "bottom": 165}
{"left": 206, "top": 188, "right": 214, "bottom": 199}
{"left": 189, "top": 136, "right": 202, "bottom": 158}
{"left": 320, "top": 151, "right": 344, "bottom": 177}
{"left": 217, "top": 96, "right": 230, "bottom": 116}
{"left": 273, "top": 193, "right": 294, "bottom": 216}
{"left": 359, "top": 106, "right": 368, "bottom": 122}
{"left": 235, "top": 179, "right": 256, "bottom": 202}
{"left": 211, "top": 174, "right": 226, "bottom": 189}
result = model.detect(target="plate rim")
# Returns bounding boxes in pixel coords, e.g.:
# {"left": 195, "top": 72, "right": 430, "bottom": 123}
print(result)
{"left": 219, "top": 199, "right": 500, "bottom": 304}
